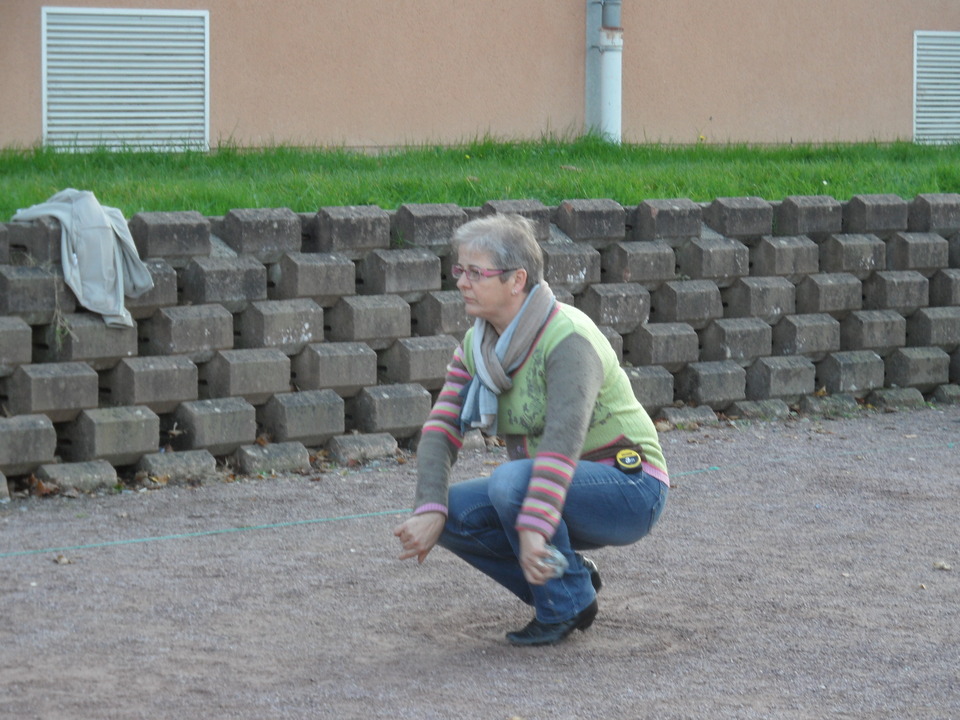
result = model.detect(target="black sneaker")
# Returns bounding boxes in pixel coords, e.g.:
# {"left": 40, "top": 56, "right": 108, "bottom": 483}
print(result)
{"left": 577, "top": 553, "right": 602, "bottom": 593}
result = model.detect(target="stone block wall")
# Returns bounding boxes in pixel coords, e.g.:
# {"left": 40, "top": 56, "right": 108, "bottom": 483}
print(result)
{"left": 1, "top": 193, "right": 959, "bottom": 488}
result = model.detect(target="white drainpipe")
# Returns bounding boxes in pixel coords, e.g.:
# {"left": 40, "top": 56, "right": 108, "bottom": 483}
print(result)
{"left": 585, "top": 0, "right": 623, "bottom": 143}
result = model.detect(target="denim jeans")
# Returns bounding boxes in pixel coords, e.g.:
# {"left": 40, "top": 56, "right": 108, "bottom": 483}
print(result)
{"left": 437, "top": 459, "right": 668, "bottom": 624}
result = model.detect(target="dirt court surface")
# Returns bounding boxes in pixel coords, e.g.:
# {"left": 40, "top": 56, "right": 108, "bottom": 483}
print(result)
{"left": 2, "top": 405, "right": 959, "bottom": 720}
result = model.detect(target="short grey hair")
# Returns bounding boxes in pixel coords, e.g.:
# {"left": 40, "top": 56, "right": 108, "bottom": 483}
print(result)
{"left": 450, "top": 214, "right": 543, "bottom": 291}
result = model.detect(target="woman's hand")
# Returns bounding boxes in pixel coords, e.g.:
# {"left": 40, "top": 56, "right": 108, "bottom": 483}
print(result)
{"left": 518, "top": 529, "right": 555, "bottom": 586}
{"left": 394, "top": 512, "right": 445, "bottom": 564}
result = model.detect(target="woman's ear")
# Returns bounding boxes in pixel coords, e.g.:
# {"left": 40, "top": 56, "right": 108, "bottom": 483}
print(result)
{"left": 513, "top": 268, "right": 528, "bottom": 293}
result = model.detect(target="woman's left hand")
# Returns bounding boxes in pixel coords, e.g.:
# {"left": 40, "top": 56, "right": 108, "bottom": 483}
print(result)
{"left": 518, "top": 529, "right": 554, "bottom": 586}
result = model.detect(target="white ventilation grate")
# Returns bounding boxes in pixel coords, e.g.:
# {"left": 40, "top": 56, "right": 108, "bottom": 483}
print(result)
{"left": 914, "top": 31, "right": 960, "bottom": 144}
{"left": 42, "top": 7, "right": 209, "bottom": 150}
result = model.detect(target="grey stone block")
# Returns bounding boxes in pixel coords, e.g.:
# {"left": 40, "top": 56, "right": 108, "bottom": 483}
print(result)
{"left": 815, "top": 350, "right": 885, "bottom": 397}
{"left": 726, "top": 399, "right": 793, "bottom": 420}
{"left": 749, "top": 235, "right": 819, "bottom": 281}
{"left": 797, "top": 393, "right": 860, "bottom": 418}
{"left": 59, "top": 406, "right": 160, "bottom": 465}
{"left": 622, "top": 322, "right": 699, "bottom": 372}
{"left": 0, "top": 224, "right": 7, "bottom": 266}
{"left": 772, "top": 313, "right": 840, "bottom": 361}
{"left": 125, "top": 258, "right": 178, "bottom": 320}
{"left": 347, "top": 383, "right": 432, "bottom": 439}
{"left": 308, "top": 205, "right": 391, "bottom": 258}
{"left": 885, "top": 232, "right": 949, "bottom": 276}
{"left": 650, "top": 280, "right": 723, "bottom": 330}
{"left": 866, "top": 387, "right": 926, "bottom": 411}
{"left": 0, "top": 316, "right": 33, "bottom": 377}
{"left": 327, "top": 432, "right": 398, "bottom": 465}
{"left": 908, "top": 193, "right": 960, "bottom": 235}
{"left": 675, "top": 237, "right": 749, "bottom": 288}
{"left": 257, "top": 389, "right": 344, "bottom": 446}
{"left": 128, "top": 211, "right": 211, "bottom": 268}
{"left": 138, "top": 304, "right": 234, "bottom": 363}
{"left": 0, "top": 414, "right": 57, "bottom": 476}
{"left": 235, "top": 299, "right": 324, "bottom": 355}
{"left": 861, "top": 270, "right": 928, "bottom": 315}
{"left": 378, "top": 335, "right": 459, "bottom": 390}
{"left": 885, "top": 347, "right": 950, "bottom": 392}
{"left": 794, "top": 273, "right": 862, "bottom": 318}
{"left": 951, "top": 233, "right": 960, "bottom": 268}
{"left": 137, "top": 449, "right": 218, "bottom": 483}
{"left": 775, "top": 195, "right": 843, "bottom": 237}
{"left": 698, "top": 318, "right": 772, "bottom": 366}
{"left": 5, "top": 216, "right": 61, "bottom": 265}
{"left": 721, "top": 276, "right": 796, "bottom": 324}
{"left": 953, "top": 349, "right": 960, "bottom": 383}
{"left": 2, "top": 362, "right": 98, "bottom": 423}
{"left": 675, "top": 360, "right": 746, "bottom": 410}
{"left": 198, "top": 348, "right": 291, "bottom": 405}
{"left": 576, "top": 283, "right": 650, "bottom": 335}
{"left": 170, "top": 396, "right": 257, "bottom": 456}
{"left": 600, "top": 241, "right": 676, "bottom": 289}
{"left": 907, "top": 306, "right": 960, "bottom": 351}
{"left": 32, "top": 313, "right": 138, "bottom": 370}
{"left": 481, "top": 200, "right": 552, "bottom": 241}
{"left": 633, "top": 198, "right": 702, "bottom": 242}
{"left": 219, "top": 208, "right": 301, "bottom": 263}
{"left": 410, "top": 290, "right": 472, "bottom": 339}
{"left": 100, "top": 356, "right": 198, "bottom": 414}
{"left": 704, "top": 197, "right": 774, "bottom": 239}
{"left": 0, "top": 265, "right": 76, "bottom": 325}
{"left": 179, "top": 256, "right": 267, "bottom": 313}
{"left": 36, "top": 460, "right": 117, "bottom": 493}
{"left": 391, "top": 203, "right": 467, "bottom": 253}
{"left": 325, "top": 295, "right": 410, "bottom": 350}
{"left": 658, "top": 405, "right": 720, "bottom": 427}
{"left": 818, "top": 233, "right": 886, "bottom": 279}
{"left": 745, "top": 356, "right": 816, "bottom": 403}
{"left": 541, "top": 243, "right": 602, "bottom": 294}
{"left": 933, "top": 383, "right": 960, "bottom": 403}
{"left": 267, "top": 251, "right": 356, "bottom": 306}
{"left": 839, "top": 310, "right": 906, "bottom": 357}
{"left": 843, "top": 194, "right": 909, "bottom": 235}
{"left": 235, "top": 441, "right": 311, "bottom": 475}
{"left": 553, "top": 199, "right": 626, "bottom": 247}
{"left": 292, "top": 342, "right": 377, "bottom": 397}
{"left": 359, "top": 248, "right": 441, "bottom": 301}
{"left": 930, "top": 268, "right": 960, "bottom": 306}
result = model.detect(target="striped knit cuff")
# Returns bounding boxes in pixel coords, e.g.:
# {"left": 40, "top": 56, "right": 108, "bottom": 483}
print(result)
{"left": 414, "top": 503, "right": 448, "bottom": 516}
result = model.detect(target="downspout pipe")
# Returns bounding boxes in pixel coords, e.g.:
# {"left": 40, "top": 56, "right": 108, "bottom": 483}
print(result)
{"left": 585, "top": 0, "right": 623, "bottom": 143}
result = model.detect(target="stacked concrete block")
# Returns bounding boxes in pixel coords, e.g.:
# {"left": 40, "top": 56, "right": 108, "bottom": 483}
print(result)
{"left": 308, "top": 205, "right": 391, "bottom": 258}
{"left": 885, "top": 347, "right": 950, "bottom": 393}
{"left": 861, "top": 270, "right": 928, "bottom": 316}
{"left": 0, "top": 414, "right": 57, "bottom": 476}
{"left": 36, "top": 460, "right": 117, "bottom": 493}
{"left": 391, "top": 203, "right": 467, "bottom": 253}
{"left": 235, "top": 441, "right": 311, "bottom": 476}
{"left": 481, "top": 199, "right": 552, "bottom": 241}
{"left": 745, "top": 356, "right": 816, "bottom": 403}
{"left": 541, "top": 243, "right": 602, "bottom": 294}
{"left": 650, "top": 280, "right": 723, "bottom": 329}
{"left": 5, "top": 216, "right": 62, "bottom": 265}
{"left": 772, "top": 313, "right": 840, "bottom": 361}
{"left": 624, "top": 365, "right": 674, "bottom": 414}
{"left": 623, "top": 322, "right": 699, "bottom": 371}
{"left": 218, "top": 208, "right": 301, "bottom": 263}
{"left": 325, "top": 295, "right": 410, "bottom": 350}
{"left": 553, "top": 199, "right": 625, "bottom": 248}
{"left": 0, "top": 316, "right": 33, "bottom": 376}
{"left": 359, "top": 248, "right": 441, "bottom": 301}
{"left": 198, "top": 348, "right": 291, "bottom": 405}
{"left": 704, "top": 197, "right": 774, "bottom": 241}
{"left": 908, "top": 193, "right": 960, "bottom": 234}
{"left": 721, "top": 276, "right": 796, "bottom": 325}
{"left": 843, "top": 194, "right": 909, "bottom": 236}
{"left": 129, "top": 211, "right": 211, "bottom": 268}
{"left": 0, "top": 223, "right": 7, "bottom": 265}
{"left": 347, "top": 383, "right": 432, "bottom": 439}
{"left": 775, "top": 195, "right": 843, "bottom": 237}
{"left": 698, "top": 318, "right": 772, "bottom": 366}
{"left": 178, "top": 256, "right": 267, "bottom": 312}
{"left": 125, "top": 259, "right": 178, "bottom": 319}
{"left": 675, "top": 237, "right": 749, "bottom": 287}
{"left": 292, "top": 342, "right": 377, "bottom": 397}
{"left": 576, "top": 283, "right": 649, "bottom": 335}
{"left": 886, "top": 232, "right": 949, "bottom": 276}
{"left": 33, "top": 313, "right": 138, "bottom": 370}
{"left": 378, "top": 335, "right": 458, "bottom": 389}
{"left": 906, "top": 307, "right": 960, "bottom": 351}
{"left": 235, "top": 299, "right": 323, "bottom": 354}
{"left": 675, "top": 360, "right": 746, "bottom": 410}
{"left": 632, "top": 199, "right": 702, "bottom": 244}
{"left": 794, "top": 273, "right": 861, "bottom": 318}
{"left": 0, "top": 265, "right": 76, "bottom": 325}
{"left": 600, "top": 241, "right": 676, "bottom": 288}
{"left": 2, "top": 362, "right": 98, "bottom": 422}
{"left": 137, "top": 449, "right": 217, "bottom": 483}
{"left": 59, "top": 406, "right": 160, "bottom": 465}
{"left": 410, "top": 290, "right": 472, "bottom": 339}
{"left": 257, "top": 389, "right": 344, "bottom": 446}
{"left": 170, "top": 396, "right": 257, "bottom": 455}
{"left": 267, "top": 252, "right": 356, "bottom": 306}
{"left": 100, "top": 356, "right": 198, "bottom": 414}
{"left": 930, "top": 269, "right": 960, "bottom": 306}
{"left": 749, "top": 236, "right": 819, "bottom": 281}
{"left": 138, "top": 304, "right": 234, "bottom": 362}
{"left": 818, "top": 233, "right": 886, "bottom": 279}
{"left": 815, "top": 350, "right": 885, "bottom": 397}
{"left": 840, "top": 310, "right": 906, "bottom": 357}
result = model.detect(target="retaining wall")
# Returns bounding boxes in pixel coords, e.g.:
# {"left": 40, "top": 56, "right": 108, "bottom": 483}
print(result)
{"left": 1, "top": 194, "right": 959, "bottom": 492}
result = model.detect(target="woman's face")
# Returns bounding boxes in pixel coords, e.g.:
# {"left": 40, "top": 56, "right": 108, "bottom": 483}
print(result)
{"left": 456, "top": 244, "right": 525, "bottom": 332}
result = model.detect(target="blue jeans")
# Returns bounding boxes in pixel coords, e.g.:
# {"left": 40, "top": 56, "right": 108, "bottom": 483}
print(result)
{"left": 437, "top": 459, "right": 668, "bottom": 624}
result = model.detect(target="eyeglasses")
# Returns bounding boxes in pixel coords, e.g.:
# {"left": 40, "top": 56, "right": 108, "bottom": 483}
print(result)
{"left": 450, "top": 264, "right": 518, "bottom": 282}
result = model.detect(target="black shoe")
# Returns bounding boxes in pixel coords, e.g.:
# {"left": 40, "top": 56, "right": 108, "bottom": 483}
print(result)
{"left": 506, "top": 599, "right": 599, "bottom": 647}
{"left": 577, "top": 553, "right": 603, "bottom": 593}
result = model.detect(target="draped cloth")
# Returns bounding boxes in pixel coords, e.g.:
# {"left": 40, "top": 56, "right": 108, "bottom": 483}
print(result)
{"left": 459, "top": 282, "right": 556, "bottom": 435}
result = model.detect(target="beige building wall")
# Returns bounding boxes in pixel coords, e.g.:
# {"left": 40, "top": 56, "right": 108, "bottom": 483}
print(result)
{"left": 2, "top": 0, "right": 959, "bottom": 148}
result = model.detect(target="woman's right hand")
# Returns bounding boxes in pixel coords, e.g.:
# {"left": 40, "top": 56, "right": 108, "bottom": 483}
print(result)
{"left": 393, "top": 512, "right": 445, "bottom": 564}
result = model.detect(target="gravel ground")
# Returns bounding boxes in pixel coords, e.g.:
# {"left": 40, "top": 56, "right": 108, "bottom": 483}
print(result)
{"left": 1, "top": 405, "right": 958, "bottom": 720}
